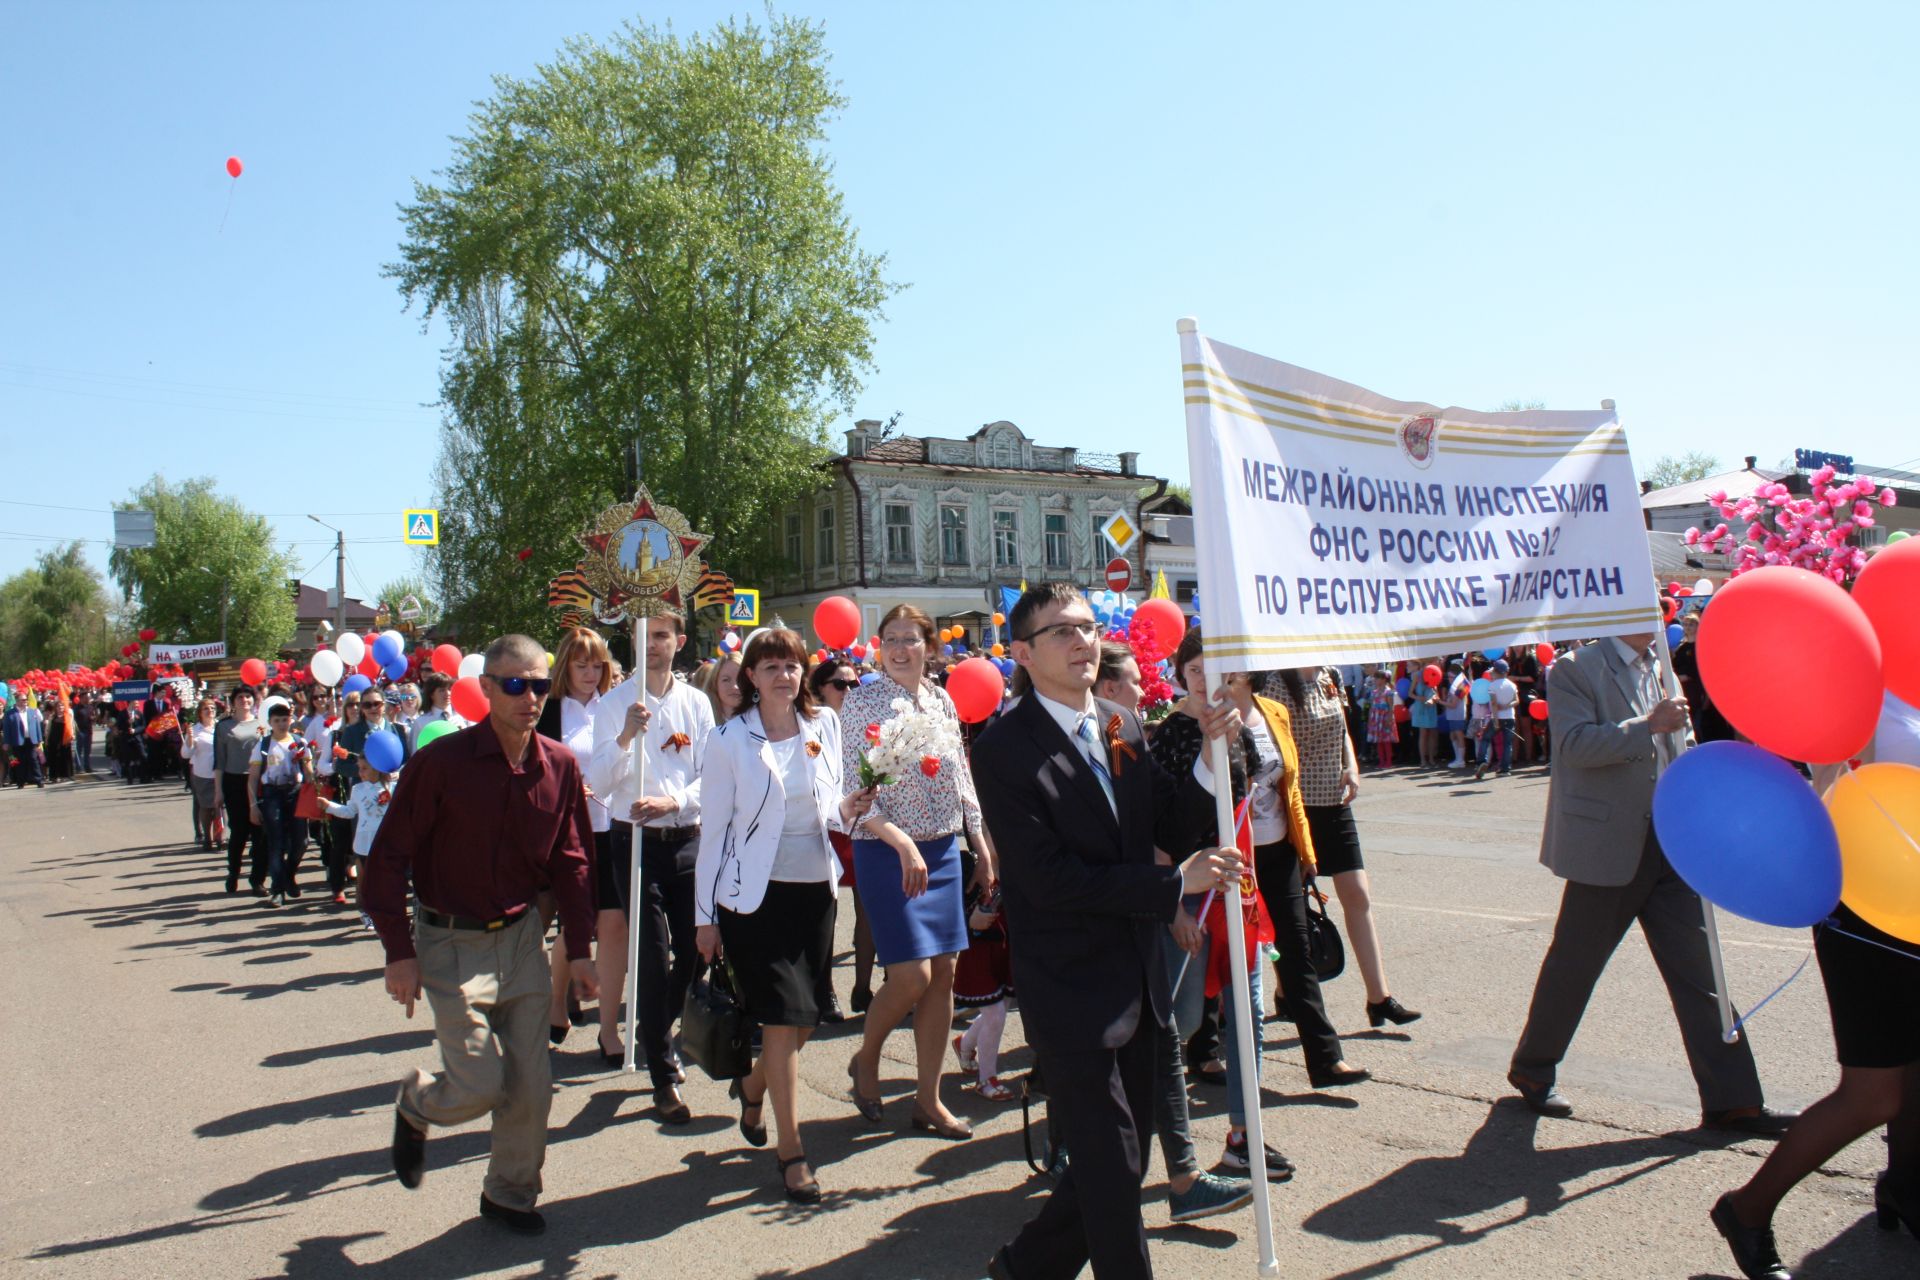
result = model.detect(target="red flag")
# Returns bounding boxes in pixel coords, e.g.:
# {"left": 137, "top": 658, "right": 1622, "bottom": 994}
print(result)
{"left": 1202, "top": 797, "right": 1274, "bottom": 998}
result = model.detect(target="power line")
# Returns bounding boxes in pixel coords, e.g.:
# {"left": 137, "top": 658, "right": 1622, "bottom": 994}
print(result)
{"left": 0, "top": 360, "right": 438, "bottom": 411}
{"left": 0, "top": 499, "right": 399, "bottom": 518}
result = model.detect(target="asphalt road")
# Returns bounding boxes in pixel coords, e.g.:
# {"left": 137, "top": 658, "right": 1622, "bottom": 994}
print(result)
{"left": 1, "top": 752, "right": 1911, "bottom": 1279}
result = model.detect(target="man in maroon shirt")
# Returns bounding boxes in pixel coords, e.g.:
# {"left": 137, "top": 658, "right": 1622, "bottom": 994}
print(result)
{"left": 366, "top": 634, "right": 597, "bottom": 1236}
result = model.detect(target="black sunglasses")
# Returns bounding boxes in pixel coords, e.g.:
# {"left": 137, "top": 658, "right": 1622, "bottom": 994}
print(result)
{"left": 828, "top": 678, "right": 858, "bottom": 691}
{"left": 488, "top": 676, "right": 553, "bottom": 697}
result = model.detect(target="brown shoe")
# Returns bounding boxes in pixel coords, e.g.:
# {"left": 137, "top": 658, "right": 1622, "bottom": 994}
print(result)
{"left": 654, "top": 1082, "right": 692, "bottom": 1125}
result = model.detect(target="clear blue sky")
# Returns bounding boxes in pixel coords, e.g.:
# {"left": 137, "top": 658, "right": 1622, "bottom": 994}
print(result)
{"left": 4, "top": 2, "right": 1915, "bottom": 603}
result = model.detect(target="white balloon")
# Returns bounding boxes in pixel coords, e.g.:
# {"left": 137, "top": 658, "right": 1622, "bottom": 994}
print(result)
{"left": 1694, "top": 578, "right": 1714, "bottom": 595}
{"left": 458, "top": 653, "right": 485, "bottom": 679}
{"left": 381, "top": 628, "right": 406, "bottom": 655}
{"left": 335, "top": 632, "right": 366, "bottom": 665}
{"left": 309, "top": 651, "right": 345, "bottom": 686}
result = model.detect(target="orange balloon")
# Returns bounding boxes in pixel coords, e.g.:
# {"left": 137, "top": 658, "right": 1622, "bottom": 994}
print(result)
{"left": 1827, "top": 763, "right": 1920, "bottom": 944}
{"left": 991, "top": 643, "right": 1006, "bottom": 657}
{"left": 992, "top": 612, "right": 1006, "bottom": 626}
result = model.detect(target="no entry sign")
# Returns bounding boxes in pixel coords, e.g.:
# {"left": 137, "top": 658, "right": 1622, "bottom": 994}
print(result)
{"left": 1105, "top": 557, "right": 1132, "bottom": 593}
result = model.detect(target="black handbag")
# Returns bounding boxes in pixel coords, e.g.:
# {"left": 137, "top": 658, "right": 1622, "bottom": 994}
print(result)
{"left": 1304, "top": 881, "right": 1346, "bottom": 982}
{"left": 680, "top": 962, "right": 754, "bottom": 1081}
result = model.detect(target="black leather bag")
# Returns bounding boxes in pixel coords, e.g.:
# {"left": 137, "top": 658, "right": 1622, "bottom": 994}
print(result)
{"left": 680, "top": 962, "right": 753, "bottom": 1080}
{"left": 1305, "top": 881, "right": 1346, "bottom": 982}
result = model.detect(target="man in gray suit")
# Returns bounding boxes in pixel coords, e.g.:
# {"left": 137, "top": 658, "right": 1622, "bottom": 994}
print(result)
{"left": 1507, "top": 629, "right": 1795, "bottom": 1136}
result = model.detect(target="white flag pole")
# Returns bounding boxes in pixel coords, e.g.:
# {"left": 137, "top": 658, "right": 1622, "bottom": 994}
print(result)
{"left": 1180, "top": 316, "right": 1281, "bottom": 1278}
{"left": 623, "top": 616, "right": 648, "bottom": 1073}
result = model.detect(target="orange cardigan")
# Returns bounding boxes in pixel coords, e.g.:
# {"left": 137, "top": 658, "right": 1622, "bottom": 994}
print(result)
{"left": 1251, "top": 696, "right": 1317, "bottom": 875}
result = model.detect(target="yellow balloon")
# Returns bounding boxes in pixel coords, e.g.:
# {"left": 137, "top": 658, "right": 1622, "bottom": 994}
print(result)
{"left": 1826, "top": 763, "right": 1920, "bottom": 945}
{"left": 545, "top": 651, "right": 556, "bottom": 666}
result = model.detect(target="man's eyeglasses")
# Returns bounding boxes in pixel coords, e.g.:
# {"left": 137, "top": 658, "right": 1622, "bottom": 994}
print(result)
{"left": 362, "top": 700, "right": 385, "bottom": 709}
{"left": 487, "top": 676, "right": 553, "bottom": 697}
{"left": 1018, "top": 620, "right": 1102, "bottom": 645}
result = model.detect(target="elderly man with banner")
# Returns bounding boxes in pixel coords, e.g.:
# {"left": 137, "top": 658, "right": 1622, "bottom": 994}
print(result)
{"left": 1174, "top": 317, "right": 1778, "bottom": 1277}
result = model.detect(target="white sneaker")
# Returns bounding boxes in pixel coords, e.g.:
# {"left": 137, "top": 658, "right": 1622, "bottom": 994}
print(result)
{"left": 1447, "top": 758, "right": 1465, "bottom": 769}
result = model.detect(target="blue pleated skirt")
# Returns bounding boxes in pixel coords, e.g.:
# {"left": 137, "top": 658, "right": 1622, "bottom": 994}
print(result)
{"left": 853, "top": 834, "right": 967, "bottom": 966}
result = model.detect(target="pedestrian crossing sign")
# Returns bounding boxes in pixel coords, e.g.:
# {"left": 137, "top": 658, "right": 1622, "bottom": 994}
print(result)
{"left": 729, "top": 589, "right": 760, "bottom": 625}
{"left": 403, "top": 509, "right": 440, "bottom": 546}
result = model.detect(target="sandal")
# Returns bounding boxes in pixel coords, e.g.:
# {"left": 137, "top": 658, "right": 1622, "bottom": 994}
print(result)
{"left": 847, "top": 1054, "right": 883, "bottom": 1123}
{"left": 729, "top": 1078, "right": 768, "bottom": 1147}
{"left": 951, "top": 1034, "right": 978, "bottom": 1074}
{"left": 778, "top": 1151, "right": 820, "bottom": 1205}
{"left": 976, "top": 1076, "right": 1014, "bottom": 1102}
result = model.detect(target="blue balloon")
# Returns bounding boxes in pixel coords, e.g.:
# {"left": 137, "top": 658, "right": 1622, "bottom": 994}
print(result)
{"left": 383, "top": 656, "right": 408, "bottom": 681}
{"left": 1395, "top": 676, "right": 1411, "bottom": 698}
{"left": 941, "top": 644, "right": 954, "bottom": 656}
{"left": 1653, "top": 742, "right": 1842, "bottom": 927}
{"left": 858, "top": 672, "right": 879, "bottom": 686}
{"left": 1666, "top": 622, "right": 1686, "bottom": 649}
{"left": 1469, "top": 677, "right": 1491, "bottom": 704}
{"left": 341, "top": 674, "right": 372, "bottom": 695}
{"left": 363, "top": 728, "right": 405, "bottom": 774}
{"left": 1481, "top": 647, "right": 1505, "bottom": 662}
{"left": 372, "top": 633, "right": 403, "bottom": 665}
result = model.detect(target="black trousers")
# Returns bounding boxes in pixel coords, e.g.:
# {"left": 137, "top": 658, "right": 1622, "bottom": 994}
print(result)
{"left": 1005, "top": 1013, "right": 1159, "bottom": 1280}
{"left": 1255, "top": 838, "right": 1344, "bottom": 1074}
{"left": 324, "top": 776, "right": 353, "bottom": 895}
{"left": 221, "top": 772, "right": 263, "bottom": 886}
{"left": 638, "top": 828, "right": 705, "bottom": 1087}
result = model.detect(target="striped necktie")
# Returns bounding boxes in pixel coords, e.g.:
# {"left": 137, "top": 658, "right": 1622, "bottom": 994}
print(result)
{"left": 1075, "top": 714, "right": 1117, "bottom": 815}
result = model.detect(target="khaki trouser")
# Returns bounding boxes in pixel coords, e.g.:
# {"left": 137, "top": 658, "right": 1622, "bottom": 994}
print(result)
{"left": 398, "top": 909, "right": 551, "bottom": 1210}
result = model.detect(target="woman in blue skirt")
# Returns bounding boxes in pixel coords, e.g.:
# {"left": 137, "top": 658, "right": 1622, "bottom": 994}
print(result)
{"left": 839, "top": 604, "right": 997, "bottom": 1140}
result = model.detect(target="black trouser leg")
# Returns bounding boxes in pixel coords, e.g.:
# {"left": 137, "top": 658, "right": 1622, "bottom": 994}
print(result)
{"left": 638, "top": 832, "right": 705, "bottom": 1087}
{"left": 221, "top": 773, "right": 255, "bottom": 885}
{"left": 1255, "top": 839, "right": 1344, "bottom": 1073}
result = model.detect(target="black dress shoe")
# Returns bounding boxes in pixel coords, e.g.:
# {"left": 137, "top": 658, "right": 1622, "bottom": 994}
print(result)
{"left": 1702, "top": 1106, "right": 1799, "bottom": 1138}
{"left": 820, "top": 990, "right": 847, "bottom": 1024}
{"left": 1710, "top": 1192, "right": 1791, "bottom": 1278}
{"left": 479, "top": 1194, "right": 546, "bottom": 1236}
{"left": 1507, "top": 1071, "right": 1573, "bottom": 1117}
{"left": 654, "top": 1082, "right": 692, "bottom": 1125}
{"left": 1876, "top": 1171, "right": 1920, "bottom": 1240}
{"left": 391, "top": 1109, "right": 426, "bottom": 1189}
{"left": 1306, "top": 1064, "right": 1371, "bottom": 1089}
{"left": 548, "top": 1022, "right": 569, "bottom": 1046}
{"left": 730, "top": 1078, "right": 768, "bottom": 1147}
{"left": 1366, "top": 995, "right": 1422, "bottom": 1027}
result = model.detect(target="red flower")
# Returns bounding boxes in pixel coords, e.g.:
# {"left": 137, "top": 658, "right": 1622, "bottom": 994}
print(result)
{"left": 919, "top": 755, "right": 940, "bottom": 778}
{"left": 377, "top": 789, "right": 391, "bottom": 806}
{"left": 805, "top": 740, "right": 822, "bottom": 758}
{"left": 865, "top": 723, "right": 881, "bottom": 745}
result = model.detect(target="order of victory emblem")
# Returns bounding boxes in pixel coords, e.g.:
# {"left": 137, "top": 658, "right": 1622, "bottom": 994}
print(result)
{"left": 1399, "top": 414, "right": 1439, "bottom": 470}
{"left": 574, "top": 486, "right": 711, "bottom": 622}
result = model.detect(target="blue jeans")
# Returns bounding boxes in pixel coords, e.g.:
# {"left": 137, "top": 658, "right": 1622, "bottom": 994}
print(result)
{"left": 257, "top": 785, "right": 301, "bottom": 892}
{"left": 1221, "top": 962, "right": 1265, "bottom": 1129}
{"left": 1162, "top": 916, "right": 1209, "bottom": 1041}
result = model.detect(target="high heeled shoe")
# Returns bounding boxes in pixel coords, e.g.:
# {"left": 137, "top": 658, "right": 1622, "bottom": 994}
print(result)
{"left": 909, "top": 1106, "right": 972, "bottom": 1140}
{"left": 778, "top": 1151, "right": 821, "bottom": 1205}
{"left": 847, "top": 1054, "right": 883, "bottom": 1122}
{"left": 1366, "top": 996, "right": 1422, "bottom": 1028}
{"left": 1878, "top": 1171, "right": 1920, "bottom": 1241}
{"left": 730, "top": 1078, "right": 768, "bottom": 1147}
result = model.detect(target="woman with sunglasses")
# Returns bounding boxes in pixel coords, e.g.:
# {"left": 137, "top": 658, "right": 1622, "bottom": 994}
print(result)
{"left": 808, "top": 659, "right": 872, "bottom": 1020}
{"left": 248, "top": 702, "right": 316, "bottom": 907}
{"left": 839, "top": 604, "right": 996, "bottom": 1141}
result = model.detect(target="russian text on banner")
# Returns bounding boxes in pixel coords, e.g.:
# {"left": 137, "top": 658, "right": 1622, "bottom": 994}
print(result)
{"left": 1180, "top": 329, "right": 1659, "bottom": 670}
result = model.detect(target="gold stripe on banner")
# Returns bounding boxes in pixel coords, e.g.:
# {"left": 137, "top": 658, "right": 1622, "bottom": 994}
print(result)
{"left": 1183, "top": 362, "right": 1624, "bottom": 446}
{"left": 1185, "top": 370, "right": 1627, "bottom": 457}
{"left": 1206, "top": 608, "right": 1657, "bottom": 658}
{"left": 1183, "top": 394, "right": 1392, "bottom": 450}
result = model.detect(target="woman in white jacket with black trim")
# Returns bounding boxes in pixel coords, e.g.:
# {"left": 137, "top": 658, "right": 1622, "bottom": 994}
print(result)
{"left": 695, "top": 628, "right": 876, "bottom": 1204}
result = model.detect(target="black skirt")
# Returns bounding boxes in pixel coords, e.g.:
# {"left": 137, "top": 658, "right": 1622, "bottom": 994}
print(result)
{"left": 1817, "top": 906, "right": 1920, "bottom": 1069}
{"left": 1303, "top": 803, "right": 1365, "bottom": 876}
{"left": 718, "top": 879, "right": 836, "bottom": 1028}
{"left": 596, "top": 823, "right": 629, "bottom": 913}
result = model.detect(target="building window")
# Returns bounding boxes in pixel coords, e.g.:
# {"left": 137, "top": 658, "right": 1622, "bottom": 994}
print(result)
{"left": 940, "top": 505, "right": 969, "bottom": 566}
{"left": 992, "top": 510, "right": 1019, "bottom": 568}
{"left": 1175, "top": 577, "right": 1198, "bottom": 604}
{"left": 884, "top": 502, "right": 914, "bottom": 564}
{"left": 816, "top": 504, "right": 836, "bottom": 568}
{"left": 1044, "top": 512, "right": 1068, "bottom": 569}
{"left": 785, "top": 511, "right": 803, "bottom": 570}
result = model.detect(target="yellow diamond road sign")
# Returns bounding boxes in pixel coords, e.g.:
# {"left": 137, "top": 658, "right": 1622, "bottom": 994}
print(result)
{"left": 403, "top": 509, "right": 440, "bottom": 546}
{"left": 1100, "top": 509, "right": 1139, "bottom": 554}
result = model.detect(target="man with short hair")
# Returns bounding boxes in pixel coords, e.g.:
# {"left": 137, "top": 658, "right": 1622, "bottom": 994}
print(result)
{"left": 368, "top": 634, "right": 597, "bottom": 1237}
{"left": 1478, "top": 659, "right": 1520, "bottom": 780}
{"left": 214, "top": 689, "right": 261, "bottom": 893}
{"left": 976, "top": 582, "right": 1247, "bottom": 1280}
{"left": 590, "top": 610, "right": 715, "bottom": 1123}
{"left": 4, "top": 696, "right": 44, "bottom": 789}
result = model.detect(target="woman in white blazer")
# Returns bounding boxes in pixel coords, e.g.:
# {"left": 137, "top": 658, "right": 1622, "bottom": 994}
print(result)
{"left": 695, "top": 628, "right": 875, "bottom": 1204}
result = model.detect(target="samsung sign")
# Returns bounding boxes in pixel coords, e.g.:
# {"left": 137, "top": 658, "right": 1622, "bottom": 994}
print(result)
{"left": 1795, "top": 448, "right": 1854, "bottom": 474}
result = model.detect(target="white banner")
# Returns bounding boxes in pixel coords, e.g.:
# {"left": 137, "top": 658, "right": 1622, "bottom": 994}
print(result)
{"left": 1180, "top": 326, "right": 1659, "bottom": 671}
{"left": 148, "top": 641, "right": 227, "bottom": 664}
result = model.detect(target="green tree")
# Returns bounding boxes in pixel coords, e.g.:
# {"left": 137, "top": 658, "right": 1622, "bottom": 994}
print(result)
{"left": 388, "top": 13, "right": 898, "bottom": 639}
{"left": 0, "top": 543, "right": 116, "bottom": 673}
{"left": 1494, "top": 398, "right": 1548, "bottom": 412}
{"left": 376, "top": 572, "right": 441, "bottom": 630}
{"left": 1642, "top": 451, "right": 1721, "bottom": 490}
{"left": 107, "top": 478, "right": 296, "bottom": 662}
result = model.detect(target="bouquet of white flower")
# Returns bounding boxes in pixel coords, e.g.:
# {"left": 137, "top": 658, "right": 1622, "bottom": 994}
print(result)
{"left": 857, "top": 697, "right": 963, "bottom": 788}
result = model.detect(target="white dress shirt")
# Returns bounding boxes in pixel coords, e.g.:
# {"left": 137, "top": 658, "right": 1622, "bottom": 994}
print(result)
{"left": 589, "top": 673, "right": 715, "bottom": 829}
{"left": 1032, "top": 689, "right": 1215, "bottom": 794}
{"left": 559, "top": 694, "right": 611, "bottom": 833}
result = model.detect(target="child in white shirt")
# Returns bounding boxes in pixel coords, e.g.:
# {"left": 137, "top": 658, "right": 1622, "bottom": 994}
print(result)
{"left": 322, "top": 757, "right": 396, "bottom": 929}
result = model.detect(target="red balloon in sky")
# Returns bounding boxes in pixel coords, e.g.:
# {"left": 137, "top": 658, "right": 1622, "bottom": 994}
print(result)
{"left": 225, "top": 156, "right": 243, "bottom": 179}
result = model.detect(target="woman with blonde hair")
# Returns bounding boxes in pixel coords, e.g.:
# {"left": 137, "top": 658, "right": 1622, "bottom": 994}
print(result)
{"left": 691, "top": 654, "right": 744, "bottom": 725}
{"left": 537, "top": 627, "right": 616, "bottom": 1047}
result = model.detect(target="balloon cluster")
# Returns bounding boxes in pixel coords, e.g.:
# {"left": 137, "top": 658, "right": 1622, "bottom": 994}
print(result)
{"left": 1653, "top": 544, "right": 1920, "bottom": 942}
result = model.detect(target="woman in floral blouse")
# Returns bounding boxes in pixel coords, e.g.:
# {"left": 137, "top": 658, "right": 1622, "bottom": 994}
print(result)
{"left": 840, "top": 604, "right": 996, "bottom": 1140}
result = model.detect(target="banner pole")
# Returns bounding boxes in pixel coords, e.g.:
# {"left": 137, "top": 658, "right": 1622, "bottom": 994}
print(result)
{"left": 1182, "top": 316, "right": 1281, "bottom": 1278}
{"left": 623, "top": 616, "right": 647, "bottom": 1073}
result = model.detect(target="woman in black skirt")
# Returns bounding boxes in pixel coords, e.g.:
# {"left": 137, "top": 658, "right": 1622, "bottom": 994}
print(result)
{"left": 694, "top": 629, "right": 876, "bottom": 1203}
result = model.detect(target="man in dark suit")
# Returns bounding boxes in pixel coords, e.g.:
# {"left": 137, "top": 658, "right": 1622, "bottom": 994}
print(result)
{"left": 4, "top": 697, "right": 45, "bottom": 788}
{"left": 976, "top": 582, "right": 1244, "bottom": 1280}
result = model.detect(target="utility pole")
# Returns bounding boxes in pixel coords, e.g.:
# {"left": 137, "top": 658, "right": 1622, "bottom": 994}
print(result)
{"left": 308, "top": 516, "right": 348, "bottom": 638}
{"left": 220, "top": 575, "right": 230, "bottom": 651}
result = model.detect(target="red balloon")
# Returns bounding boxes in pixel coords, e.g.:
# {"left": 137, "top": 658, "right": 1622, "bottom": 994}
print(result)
{"left": 869, "top": 636, "right": 880, "bottom": 649}
{"left": 225, "top": 156, "right": 242, "bottom": 178}
{"left": 813, "top": 596, "right": 861, "bottom": 649}
{"left": 431, "top": 643, "right": 463, "bottom": 677}
{"left": 138, "top": 628, "right": 157, "bottom": 642}
{"left": 1697, "top": 566, "right": 1881, "bottom": 763}
{"left": 1392, "top": 704, "right": 1411, "bottom": 723}
{"left": 451, "top": 675, "right": 489, "bottom": 721}
{"left": 946, "top": 657, "right": 1006, "bottom": 723}
{"left": 1852, "top": 538, "right": 1920, "bottom": 708}
{"left": 850, "top": 644, "right": 867, "bottom": 660}
{"left": 1131, "top": 598, "right": 1187, "bottom": 663}
{"left": 1535, "top": 642, "right": 1556, "bottom": 666}
{"left": 239, "top": 658, "right": 268, "bottom": 686}
{"left": 1529, "top": 700, "right": 1550, "bottom": 721}
{"left": 1422, "top": 663, "right": 1443, "bottom": 687}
